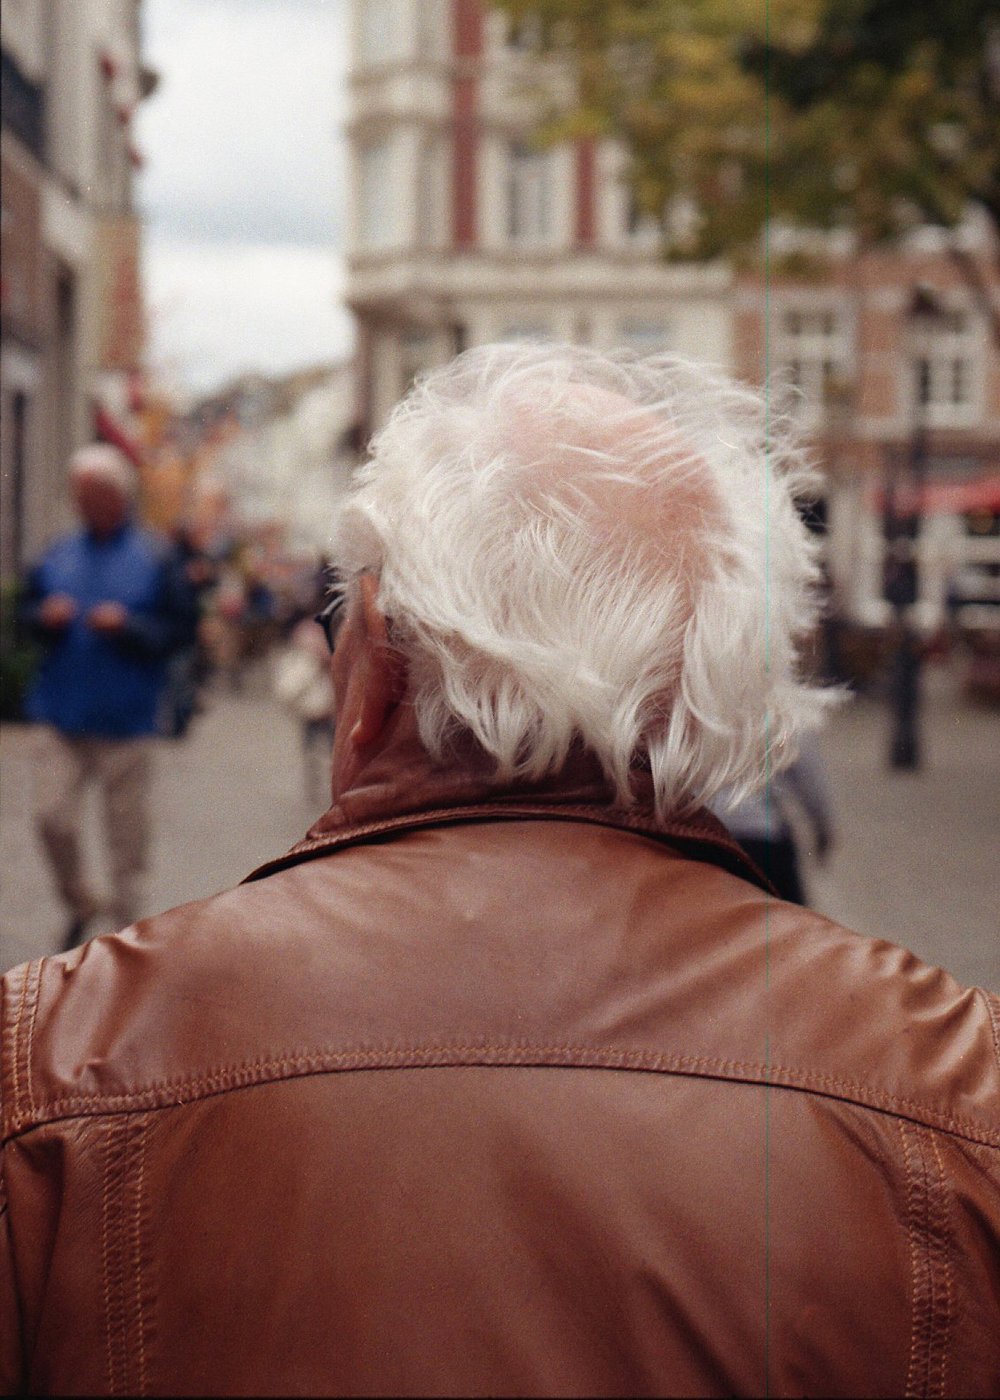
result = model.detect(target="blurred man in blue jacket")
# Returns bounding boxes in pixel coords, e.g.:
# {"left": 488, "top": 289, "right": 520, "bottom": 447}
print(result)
{"left": 21, "top": 444, "right": 192, "bottom": 949}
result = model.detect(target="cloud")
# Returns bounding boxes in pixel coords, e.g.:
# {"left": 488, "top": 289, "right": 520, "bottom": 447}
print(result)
{"left": 136, "top": 0, "right": 348, "bottom": 251}
{"left": 134, "top": 0, "right": 352, "bottom": 391}
{"left": 145, "top": 236, "right": 354, "bottom": 393}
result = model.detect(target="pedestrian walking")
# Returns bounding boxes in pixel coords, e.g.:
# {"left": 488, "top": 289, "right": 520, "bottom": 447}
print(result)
{"left": 709, "top": 730, "right": 835, "bottom": 903}
{"left": 2, "top": 348, "right": 997, "bottom": 1397}
{"left": 272, "top": 612, "right": 335, "bottom": 803}
{"left": 157, "top": 523, "right": 216, "bottom": 739}
{"left": 18, "top": 444, "right": 191, "bottom": 949}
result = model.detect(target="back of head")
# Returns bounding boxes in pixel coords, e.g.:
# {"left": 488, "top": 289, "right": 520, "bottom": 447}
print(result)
{"left": 336, "top": 343, "right": 835, "bottom": 818}
{"left": 69, "top": 442, "right": 137, "bottom": 500}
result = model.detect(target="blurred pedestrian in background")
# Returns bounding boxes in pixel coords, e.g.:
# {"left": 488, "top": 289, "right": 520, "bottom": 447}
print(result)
{"left": 272, "top": 608, "right": 336, "bottom": 804}
{"left": 19, "top": 445, "right": 192, "bottom": 949}
{"left": 202, "top": 544, "right": 278, "bottom": 694}
{"left": 710, "top": 730, "right": 835, "bottom": 904}
{"left": 157, "top": 522, "right": 216, "bottom": 739}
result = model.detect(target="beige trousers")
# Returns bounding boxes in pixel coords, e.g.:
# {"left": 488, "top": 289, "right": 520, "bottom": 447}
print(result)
{"left": 33, "top": 726, "right": 153, "bottom": 928}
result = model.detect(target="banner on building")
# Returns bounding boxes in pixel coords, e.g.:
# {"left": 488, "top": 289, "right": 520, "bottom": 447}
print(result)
{"left": 96, "top": 215, "right": 144, "bottom": 372}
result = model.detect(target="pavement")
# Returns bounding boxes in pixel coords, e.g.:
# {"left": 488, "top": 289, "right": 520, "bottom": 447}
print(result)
{"left": 1, "top": 661, "right": 997, "bottom": 988}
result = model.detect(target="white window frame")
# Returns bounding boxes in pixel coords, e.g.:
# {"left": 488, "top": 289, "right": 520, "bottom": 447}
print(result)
{"left": 507, "top": 141, "right": 553, "bottom": 246}
{"left": 910, "top": 308, "right": 983, "bottom": 429}
{"left": 618, "top": 319, "right": 674, "bottom": 354}
{"left": 356, "top": 0, "right": 405, "bottom": 67}
{"left": 354, "top": 137, "right": 398, "bottom": 251}
{"left": 498, "top": 322, "right": 550, "bottom": 343}
{"left": 773, "top": 301, "right": 854, "bottom": 428}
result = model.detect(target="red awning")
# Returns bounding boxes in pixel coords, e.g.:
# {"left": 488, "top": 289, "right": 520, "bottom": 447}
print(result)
{"left": 94, "top": 404, "right": 145, "bottom": 468}
{"left": 869, "top": 474, "right": 1000, "bottom": 518}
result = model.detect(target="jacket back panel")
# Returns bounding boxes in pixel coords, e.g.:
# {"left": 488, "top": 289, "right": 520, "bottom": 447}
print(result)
{"left": 3, "top": 817, "right": 999, "bottom": 1396}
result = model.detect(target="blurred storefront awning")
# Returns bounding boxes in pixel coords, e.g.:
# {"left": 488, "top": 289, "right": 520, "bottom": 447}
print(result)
{"left": 870, "top": 474, "right": 1000, "bottom": 518}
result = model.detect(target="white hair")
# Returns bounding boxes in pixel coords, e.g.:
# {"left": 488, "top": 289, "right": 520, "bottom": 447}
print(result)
{"left": 336, "top": 342, "right": 838, "bottom": 819}
{"left": 69, "top": 443, "right": 137, "bottom": 500}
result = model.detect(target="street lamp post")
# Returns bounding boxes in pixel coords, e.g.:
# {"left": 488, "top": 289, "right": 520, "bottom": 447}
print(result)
{"left": 883, "top": 285, "right": 942, "bottom": 770}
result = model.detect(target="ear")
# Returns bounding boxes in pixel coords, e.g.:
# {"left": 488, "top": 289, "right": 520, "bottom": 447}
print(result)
{"left": 349, "top": 574, "right": 408, "bottom": 748}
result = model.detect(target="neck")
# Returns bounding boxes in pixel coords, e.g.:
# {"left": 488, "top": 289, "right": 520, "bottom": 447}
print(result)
{"left": 326, "top": 704, "right": 618, "bottom": 835}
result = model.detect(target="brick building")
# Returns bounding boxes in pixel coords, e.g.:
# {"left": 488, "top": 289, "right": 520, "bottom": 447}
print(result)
{"left": 344, "top": 0, "right": 1000, "bottom": 630}
{"left": 735, "top": 235, "right": 1000, "bottom": 629}
{"left": 345, "top": 0, "right": 730, "bottom": 432}
{"left": 1, "top": 0, "right": 155, "bottom": 580}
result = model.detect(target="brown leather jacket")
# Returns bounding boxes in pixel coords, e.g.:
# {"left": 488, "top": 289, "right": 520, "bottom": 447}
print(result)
{"left": 3, "top": 744, "right": 999, "bottom": 1397}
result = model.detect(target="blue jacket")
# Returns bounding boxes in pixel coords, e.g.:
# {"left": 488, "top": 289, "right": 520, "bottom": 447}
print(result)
{"left": 23, "top": 522, "right": 191, "bottom": 738}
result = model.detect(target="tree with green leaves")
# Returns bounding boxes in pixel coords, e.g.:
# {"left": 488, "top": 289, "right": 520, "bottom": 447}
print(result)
{"left": 492, "top": 0, "right": 1000, "bottom": 333}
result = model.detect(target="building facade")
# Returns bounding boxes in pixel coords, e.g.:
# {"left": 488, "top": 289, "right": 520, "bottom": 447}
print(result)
{"left": 735, "top": 232, "right": 1000, "bottom": 630}
{"left": 344, "top": 0, "right": 1000, "bottom": 630}
{"left": 345, "top": 0, "right": 731, "bottom": 433}
{"left": 1, "top": 0, "right": 154, "bottom": 580}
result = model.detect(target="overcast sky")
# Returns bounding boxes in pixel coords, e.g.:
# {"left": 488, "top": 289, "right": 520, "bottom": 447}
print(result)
{"left": 135, "top": 0, "right": 353, "bottom": 395}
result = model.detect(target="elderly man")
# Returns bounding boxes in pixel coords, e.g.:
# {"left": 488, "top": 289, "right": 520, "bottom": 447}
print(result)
{"left": 19, "top": 444, "right": 191, "bottom": 948}
{"left": 2, "top": 347, "right": 998, "bottom": 1396}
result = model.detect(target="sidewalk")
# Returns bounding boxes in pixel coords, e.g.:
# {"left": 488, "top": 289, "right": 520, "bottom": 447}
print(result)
{"left": 0, "top": 682, "right": 319, "bottom": 973}
{"left": 801, "top": 664, "right": 998, "bottom": 990}
{"left": 2, "top": 664, "right": 997, "bottom": 987}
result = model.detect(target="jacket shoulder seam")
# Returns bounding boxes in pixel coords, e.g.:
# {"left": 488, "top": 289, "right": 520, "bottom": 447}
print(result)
{"left": 898, "top": 1120, "right": 955, "bottom": 1399}
{"left": 101, "top": 1112, "right": 151, "bottom": 1396}
{"left": 1, "top": 961, "right": 41, "bottom": 1139}
{"left": 978, "top": 988, "right": 1000, "bottom": 1074}
{"left": 4, "top": 1043, "right": 999, "bottom": 1151}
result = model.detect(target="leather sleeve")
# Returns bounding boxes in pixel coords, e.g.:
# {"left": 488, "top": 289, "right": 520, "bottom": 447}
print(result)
{"left": 0, "top": 1152, "right": 25, "bottom": 1395}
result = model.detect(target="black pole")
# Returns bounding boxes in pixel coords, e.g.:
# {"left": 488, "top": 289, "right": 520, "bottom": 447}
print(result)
{"left": 884, "top": 310, "right": 931, "bottom": 771}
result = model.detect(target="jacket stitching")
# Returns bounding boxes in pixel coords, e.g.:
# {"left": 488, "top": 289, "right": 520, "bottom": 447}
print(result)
{"left": 9, "top": 1044, "right": 999, "bottom": 1150}
{"left": 131, "top": 1115, "right": 149, "bottom": 1397}
{"left": 979, "top": 988, "right": 1000, "bottom": 1074}
{"left": 7, "top": 964, "right": 28, "bottom": 1130}
{"left": 102, "top": 1119, "right": 121, "bottom": 1396}
{"left": 23, "top": 962, "right": 41, "bottom": 1121}
{"left": 105, "top": 1115, "right": 136, "bottom": 1397}
{"left": 918, "top": 1128, "right": 937, "bottom": 1400}
{"left": 899, "top": 1121, "right": 923, "bottom": 1398}
{"left": 903, "top": 1124, "right": 954, "bottom": 1400}
{"left": 113, "top": 1116, "right": 131, "bottom": 1398}
{"left": 100, "top": 1123, "right": 112, "bottom": 1394}
{"left": 928, "top": 1130, "right": 953, "bottom": 1399}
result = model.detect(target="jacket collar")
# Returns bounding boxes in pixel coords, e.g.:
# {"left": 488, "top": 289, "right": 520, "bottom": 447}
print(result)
{"left": 245, "top": 724, "right": 774, "bottom": 894}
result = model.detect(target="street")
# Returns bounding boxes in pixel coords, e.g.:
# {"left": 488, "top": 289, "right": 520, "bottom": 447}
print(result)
{"left": 1, "top": 662, "right": 997, "bottom": 988}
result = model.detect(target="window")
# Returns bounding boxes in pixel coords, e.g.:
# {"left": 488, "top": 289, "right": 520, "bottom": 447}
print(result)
{"left": 507, "top": 142, "right": 552, "bottom": 244}
{"left": 415, "top": 0, "right": 444, "bottom": 59}
{"left": 774, "top": 306, "right": 852, "bottom": 422}
{"left": 1, "top": 48, "right": 45, "bottom": 159}
{"left": 355, "top": 139, "right": 397, "bottom": 250}
{"left": 506, "top": 16, "right": 542, "bottom": 50}
{"left": 358, "top": 0, "right": 403, "bottom": 65}
{"left": 912, "top": 310, "right": 977, "bottom": 426}
{"left": 619, "top": 320, "right": 673, "bottom": 353}
{"left": 416, "top": 137, "right": 447, "bottom": 250}
{"left": 498, "top": 323, "right": 549, "bottom": 342}
{"left": 624, "top": 187, "right": 662, "bottom": 245}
